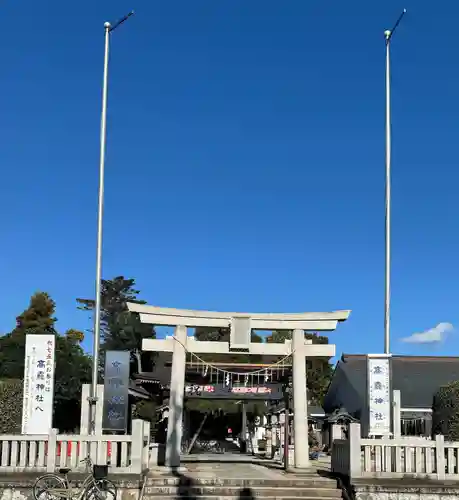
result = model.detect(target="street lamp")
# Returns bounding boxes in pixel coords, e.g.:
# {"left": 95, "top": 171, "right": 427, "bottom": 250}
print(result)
{"left": 90, "top": 11, "right": 134, "bottom": 434}
{"left": 383, "top": 9, "right": 406, "bottom": 355}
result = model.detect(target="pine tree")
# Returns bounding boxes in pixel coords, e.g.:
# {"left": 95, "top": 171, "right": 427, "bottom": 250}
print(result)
{"left": 77, "top": 276, "right": 155, "bottom": 375}
{"left": 0, "top": 292, "right": 58, "bottom": 379}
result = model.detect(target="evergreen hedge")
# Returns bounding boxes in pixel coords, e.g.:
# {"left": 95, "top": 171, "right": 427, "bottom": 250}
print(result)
{"left": 0, "top": 379, "right": 23, "bottom": 434}
{"left": 432, "top": 380, "right": 459, "bottom": 440}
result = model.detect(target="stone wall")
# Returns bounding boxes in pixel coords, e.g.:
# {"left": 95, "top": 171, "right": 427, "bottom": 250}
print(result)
{"left": 0, "top": 474, "right": 143, "bottom": 500}
{"left": 353, "top": 479, "right": 459, "bottom": 500}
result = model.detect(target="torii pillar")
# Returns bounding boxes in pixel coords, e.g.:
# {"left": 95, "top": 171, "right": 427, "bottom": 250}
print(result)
{"left": 127, "top": 303, "right": 350, "bottom": 469}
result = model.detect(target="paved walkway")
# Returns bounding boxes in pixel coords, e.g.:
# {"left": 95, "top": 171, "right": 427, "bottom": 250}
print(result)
{"left": 182, "top": 462, "right": 288, "bottom": 480}
{"left": 176, "top": 453, "right": 331, "bottom": 478}
{"left": 182, "top": 452, "right": 330, "bottom": 468}
{"left": 182, "top": 452, "right": 266, "bottom": 462}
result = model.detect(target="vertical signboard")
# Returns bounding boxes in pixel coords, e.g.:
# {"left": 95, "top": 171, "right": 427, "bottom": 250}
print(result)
{"left": 103, "top": 351, "right": 130, "bottom": 432}
{"left": 367, "top": 355, "right": 392, "bottom": 436}
{"left": 22, "top": 334, "right": 56, "bottom": 434}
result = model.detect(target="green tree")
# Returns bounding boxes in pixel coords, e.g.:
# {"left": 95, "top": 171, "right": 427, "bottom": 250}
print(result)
{"left": 15, "top": 291, "right": 57, "bottom": 334}
{"left": 0, "top": 292, "right": 58, "bottom": 379}
{"left": 77, "top": 277, "right": 164, "bottom": 438}
{"left": 433, "top": 381, "right": 459, "bottom": 440}
{"left": 0, "top": 292, "right": 91, "bottom": 432}
{"left": 266, "top": 330, "right": 333, "bottom": 404}
{"left": 53, "top": 331, "right": 92, "bottom": 431}
{"left": 77, "top": 276, "right": 155, "bottom": 375}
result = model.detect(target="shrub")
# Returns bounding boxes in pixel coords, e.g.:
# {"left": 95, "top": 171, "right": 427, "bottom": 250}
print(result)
{"left": 0, "top": 379, "right": 23, "bottom": 434}
{"left": 432, "top": 380, "right": 459, "bottom": 440}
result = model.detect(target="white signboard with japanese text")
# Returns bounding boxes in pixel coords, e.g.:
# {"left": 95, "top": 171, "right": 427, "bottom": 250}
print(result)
{"left": 22, "top": 334, "right": 56, "bottom": 434}
{"left": 367, "top": 355, "right": 391, "bottom": 436}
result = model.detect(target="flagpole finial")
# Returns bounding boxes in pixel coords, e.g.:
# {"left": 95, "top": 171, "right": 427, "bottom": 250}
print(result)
{"left": 384, "top": 30, "right": 391, "bottom": 39}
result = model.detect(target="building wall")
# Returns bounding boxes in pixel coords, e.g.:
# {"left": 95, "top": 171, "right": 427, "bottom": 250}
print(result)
{"left": 325, "top": 355, "right": 459, "bottom": 439}
{"left": 324, "top": 361, "right": 364, "bottom": 416}
{"left": 324, "top": 360, "right": 368, "bottom": 435}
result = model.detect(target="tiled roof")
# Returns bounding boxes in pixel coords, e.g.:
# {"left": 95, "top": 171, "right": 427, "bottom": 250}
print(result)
{"left": 270, "top": 402, "right": 325, "bottom": 416}
{"left": 335, "top": 354, "right": 459, "bottom": 409}
{"left": 128, "top": 382, "right": 151, "bottom": 399}
{"left": 309, "top": 405, "right": 326, "bottom": 415}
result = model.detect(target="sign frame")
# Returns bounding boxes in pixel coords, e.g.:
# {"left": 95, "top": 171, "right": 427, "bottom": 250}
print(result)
{"left": 184, "top": 383, "right": 282, "bottom": 400}
{"left": 102, "top": 350, "right": 130, "bottom": 432}
{"left": 22, "top": 334, "right": 56, "bottom": 435}
{"left": 367, "top": 354, "right": 392, "bottom": 437}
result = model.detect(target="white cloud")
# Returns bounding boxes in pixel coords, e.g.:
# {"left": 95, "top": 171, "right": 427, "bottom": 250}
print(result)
{"left": 401, "top": 322, "right": 454, "bottom": 344}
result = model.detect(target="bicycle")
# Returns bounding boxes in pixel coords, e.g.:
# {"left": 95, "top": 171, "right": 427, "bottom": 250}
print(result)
{"left": 208, "top": 440, "right": 224, "bottom": 454}
{"left": 194, "top": 439, "right": 224, "bottom": 454}
{"left": 32, "top": 457, "right": 117, "bottom": 500}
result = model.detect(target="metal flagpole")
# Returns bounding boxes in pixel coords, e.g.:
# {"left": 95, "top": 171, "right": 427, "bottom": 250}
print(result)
{"left": 383, "top": 9, "right": 406, "bottom": 355}
{"left": 89, "top": 11, "right": 134, "bottom": 435}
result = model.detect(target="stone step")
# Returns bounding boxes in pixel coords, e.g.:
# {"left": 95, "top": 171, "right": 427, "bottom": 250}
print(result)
{"left": 146, "top": 478, "right": 337, "bottom": 488}
{"left": 144, "top": 486, "right": 341, "bottom": 497}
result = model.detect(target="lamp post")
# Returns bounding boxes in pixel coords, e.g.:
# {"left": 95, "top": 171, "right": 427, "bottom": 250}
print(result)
{"left": 89, "top": 11, "right": 134, "bottom": 434}
{"left": 383, "top": 9, "right": 406, "bottom": 355}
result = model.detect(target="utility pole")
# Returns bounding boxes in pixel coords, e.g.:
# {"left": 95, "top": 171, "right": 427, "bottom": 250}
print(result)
{"left": 89, "top": 11, "right": 134, "bottom": 434}
{"left": 384, "top": 9, "right": 406, "bottom": 355}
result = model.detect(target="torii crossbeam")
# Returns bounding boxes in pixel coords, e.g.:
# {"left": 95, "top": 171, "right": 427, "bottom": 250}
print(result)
{"left": 127, "top": 303, "right": 350, "bottom": 469}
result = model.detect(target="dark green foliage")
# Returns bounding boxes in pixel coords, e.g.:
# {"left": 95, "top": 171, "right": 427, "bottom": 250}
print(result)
{"left": 267, "top": 330, "right": 333, "bottom": 404}
{"left": 0, "top": 292, "right": 57, "bottom": 379}
{"left": 0, "top": 292, "right": 91, "bottom": 432}
{"left": 14, "top": 292, "right": 57, "bottom": 334}
{"left": 77, "top": 276, "right": 155, "bottom": 375}
{"left": 132, "top": 399, "right": 160, "bottom": 439}
{"left": 433, "top": 380, "right": 459, "bottom": 440}
{"left": 53, "top": 333, "right": 92, "bottom": 432}
{"left": 0, "top": 380, "right": 23, "bottom": 433}
{"left": 0, "top": 333, "right": 27, "bottom": 380}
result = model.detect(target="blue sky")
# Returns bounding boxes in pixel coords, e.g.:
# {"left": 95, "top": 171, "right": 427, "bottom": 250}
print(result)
{"left": 1, "top": 0, "right": 457, "bottom": 358}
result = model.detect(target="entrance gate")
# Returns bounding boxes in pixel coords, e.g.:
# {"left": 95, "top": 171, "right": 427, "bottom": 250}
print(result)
{"left": 183, "top": 380, "right": 283, "bottom": 456}
{"left": 127, "top": 303, "right": 350, "bottom": 469}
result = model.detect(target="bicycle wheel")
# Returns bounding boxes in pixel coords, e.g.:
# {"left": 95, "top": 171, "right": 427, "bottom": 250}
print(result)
{"left": 95, "top": 479, "right": 117, "bottom": 498}
{"left": 85, "top": 481, "right": 116, "bottom": 500}
{"left": 33, "top": 474, "right": 67, "bottom": 500}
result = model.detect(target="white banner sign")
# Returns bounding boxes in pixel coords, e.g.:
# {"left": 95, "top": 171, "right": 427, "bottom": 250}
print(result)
{"left": 367, "top": 356, "right": 391, "bottom": 436}
{"left": 22, "top": 334, "right": 56, "bottom": 434}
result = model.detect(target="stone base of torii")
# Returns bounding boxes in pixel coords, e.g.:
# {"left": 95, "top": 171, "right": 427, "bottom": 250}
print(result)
{"left": 127, "top": 303, "right": 350, "bottom": 469}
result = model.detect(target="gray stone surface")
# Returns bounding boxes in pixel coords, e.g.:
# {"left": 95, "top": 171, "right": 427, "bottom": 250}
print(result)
{"left": 0, "top": 461, "right": 339, "bottom": 500}
{"left": 0, "top": 473, "right": 143, "bottom": 500}
{"left": 353, "top": 480, "right": 459, "bottom": 500}
{"left": 144, "top": 462, "right": 341, "bottom": 500}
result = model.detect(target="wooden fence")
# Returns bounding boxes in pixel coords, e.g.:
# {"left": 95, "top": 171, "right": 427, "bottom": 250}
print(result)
{"left": 331, "top": 422, "right": 459, "bottom": 480}
{"left": 0, "top": 419, "right": 150, "bottom": 474}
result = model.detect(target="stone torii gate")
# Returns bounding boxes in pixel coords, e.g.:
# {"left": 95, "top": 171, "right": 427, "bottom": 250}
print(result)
{"left": 127, "top": 303, "right": 350, "bottom": 469}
